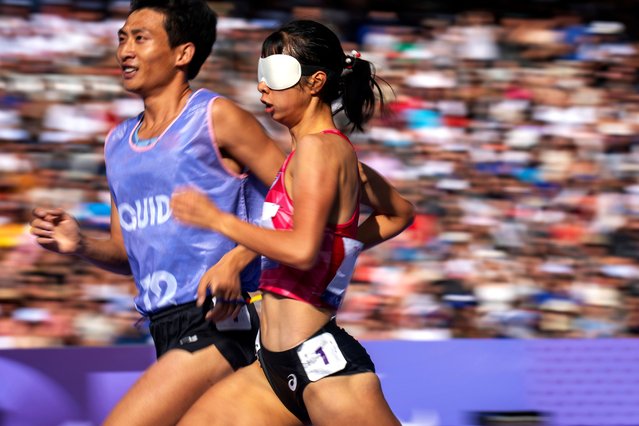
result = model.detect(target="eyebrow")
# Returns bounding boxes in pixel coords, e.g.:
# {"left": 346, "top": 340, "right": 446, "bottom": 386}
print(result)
{"left": 117, "top": 28, "right": 150, "bottom": 37}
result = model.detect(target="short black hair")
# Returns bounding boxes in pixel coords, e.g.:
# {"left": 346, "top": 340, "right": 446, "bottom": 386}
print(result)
{"left": 130, "top": 0, "right": 217, "bottom": 80}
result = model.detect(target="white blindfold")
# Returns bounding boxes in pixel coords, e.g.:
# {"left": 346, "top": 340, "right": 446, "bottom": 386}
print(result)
{"left": 258, "top": 54, "right": 330, "bottom": 90}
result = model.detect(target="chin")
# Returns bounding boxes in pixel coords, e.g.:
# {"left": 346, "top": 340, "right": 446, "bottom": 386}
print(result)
{"left": 122, "top": 84, "right": 143, "bottom": 95}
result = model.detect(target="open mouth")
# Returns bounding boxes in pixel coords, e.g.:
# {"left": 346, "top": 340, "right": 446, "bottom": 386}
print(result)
{"left": 261, "top": 99, "right": 274, "bottom": 114}
{"left": 121, "top": 65, "right": 138, "bottom": 78}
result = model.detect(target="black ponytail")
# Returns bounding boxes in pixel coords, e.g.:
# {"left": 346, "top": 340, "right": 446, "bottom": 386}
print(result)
{"left": 339, "top": 53, "right": 385, "bottom": 132}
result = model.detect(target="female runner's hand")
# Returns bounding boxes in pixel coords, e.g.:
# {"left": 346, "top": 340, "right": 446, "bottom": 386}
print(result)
{"left": 170, "top": 187, "right": 223, "bottom": 230}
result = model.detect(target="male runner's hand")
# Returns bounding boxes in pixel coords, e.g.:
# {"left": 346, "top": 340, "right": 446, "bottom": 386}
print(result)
{"left": 197, "top": 254, "right": 244, "bottom": 322}
{"left": 30, "top": 208, "right": 83, "bottom": 254}
{"left": 173, "top": 187, "right": 255, "bottom": 322}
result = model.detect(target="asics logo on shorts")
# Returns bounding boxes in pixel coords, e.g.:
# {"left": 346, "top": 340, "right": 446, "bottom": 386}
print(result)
{"left": 287, "top": 374, "right": 298, "bottom": 391}
{"left": 179, "top": 335, "right": 199, "bottom": 345}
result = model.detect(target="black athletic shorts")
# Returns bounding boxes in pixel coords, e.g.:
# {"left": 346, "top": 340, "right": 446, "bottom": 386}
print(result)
{"left": 148, "top": 296, "right": 259, "bottom": 371}
{"left": 257, "top": 318, "right": 375, "bottom": 424}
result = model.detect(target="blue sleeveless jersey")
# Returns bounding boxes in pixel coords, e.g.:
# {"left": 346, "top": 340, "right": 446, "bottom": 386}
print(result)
{"left": 104, "top": 89, "right": 265, "bottom": 315}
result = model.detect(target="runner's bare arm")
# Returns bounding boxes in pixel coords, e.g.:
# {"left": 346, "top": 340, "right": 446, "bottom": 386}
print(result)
{"left": 212, "top": 97, "right": 285, "bottom": 187}
{"left": 30, "top": 199, "right": 131, "bottom": 274}
{"left": 356, "top": 161, "right": 415, "bottom": 250}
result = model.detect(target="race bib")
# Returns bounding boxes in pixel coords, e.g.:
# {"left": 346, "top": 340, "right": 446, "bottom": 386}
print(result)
{"left": 216, "top": 304, "right": 252, "bottom": 331}
{"left": 297, "top": 332, "right": 347, "bottom": 382}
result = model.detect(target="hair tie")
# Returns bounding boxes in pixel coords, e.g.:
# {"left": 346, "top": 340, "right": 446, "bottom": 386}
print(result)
{"left": 342, "top": 49, "right": 361, "bottom": 75}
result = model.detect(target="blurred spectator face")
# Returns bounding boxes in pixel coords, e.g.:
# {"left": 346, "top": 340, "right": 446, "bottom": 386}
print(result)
{"left": 544, "top": 274, "right": 572, "bottom": 295}
{"left": 116, "top": 9, "right": 179, "bottom": 95}
{"left": 537, "top": 300, "right": 578, "bottom": 337}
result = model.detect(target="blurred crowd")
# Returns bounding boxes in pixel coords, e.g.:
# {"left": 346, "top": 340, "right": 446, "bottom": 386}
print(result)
{"left": 2, "top": 0, "right": 639, "bottom": 348}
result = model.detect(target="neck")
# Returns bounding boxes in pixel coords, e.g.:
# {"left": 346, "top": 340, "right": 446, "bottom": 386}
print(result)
{"left": 141, "top": 83, "right": 193, "bottom": 128}
{"left": 289, "top": 101, "right": 335, "bottom": 149}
